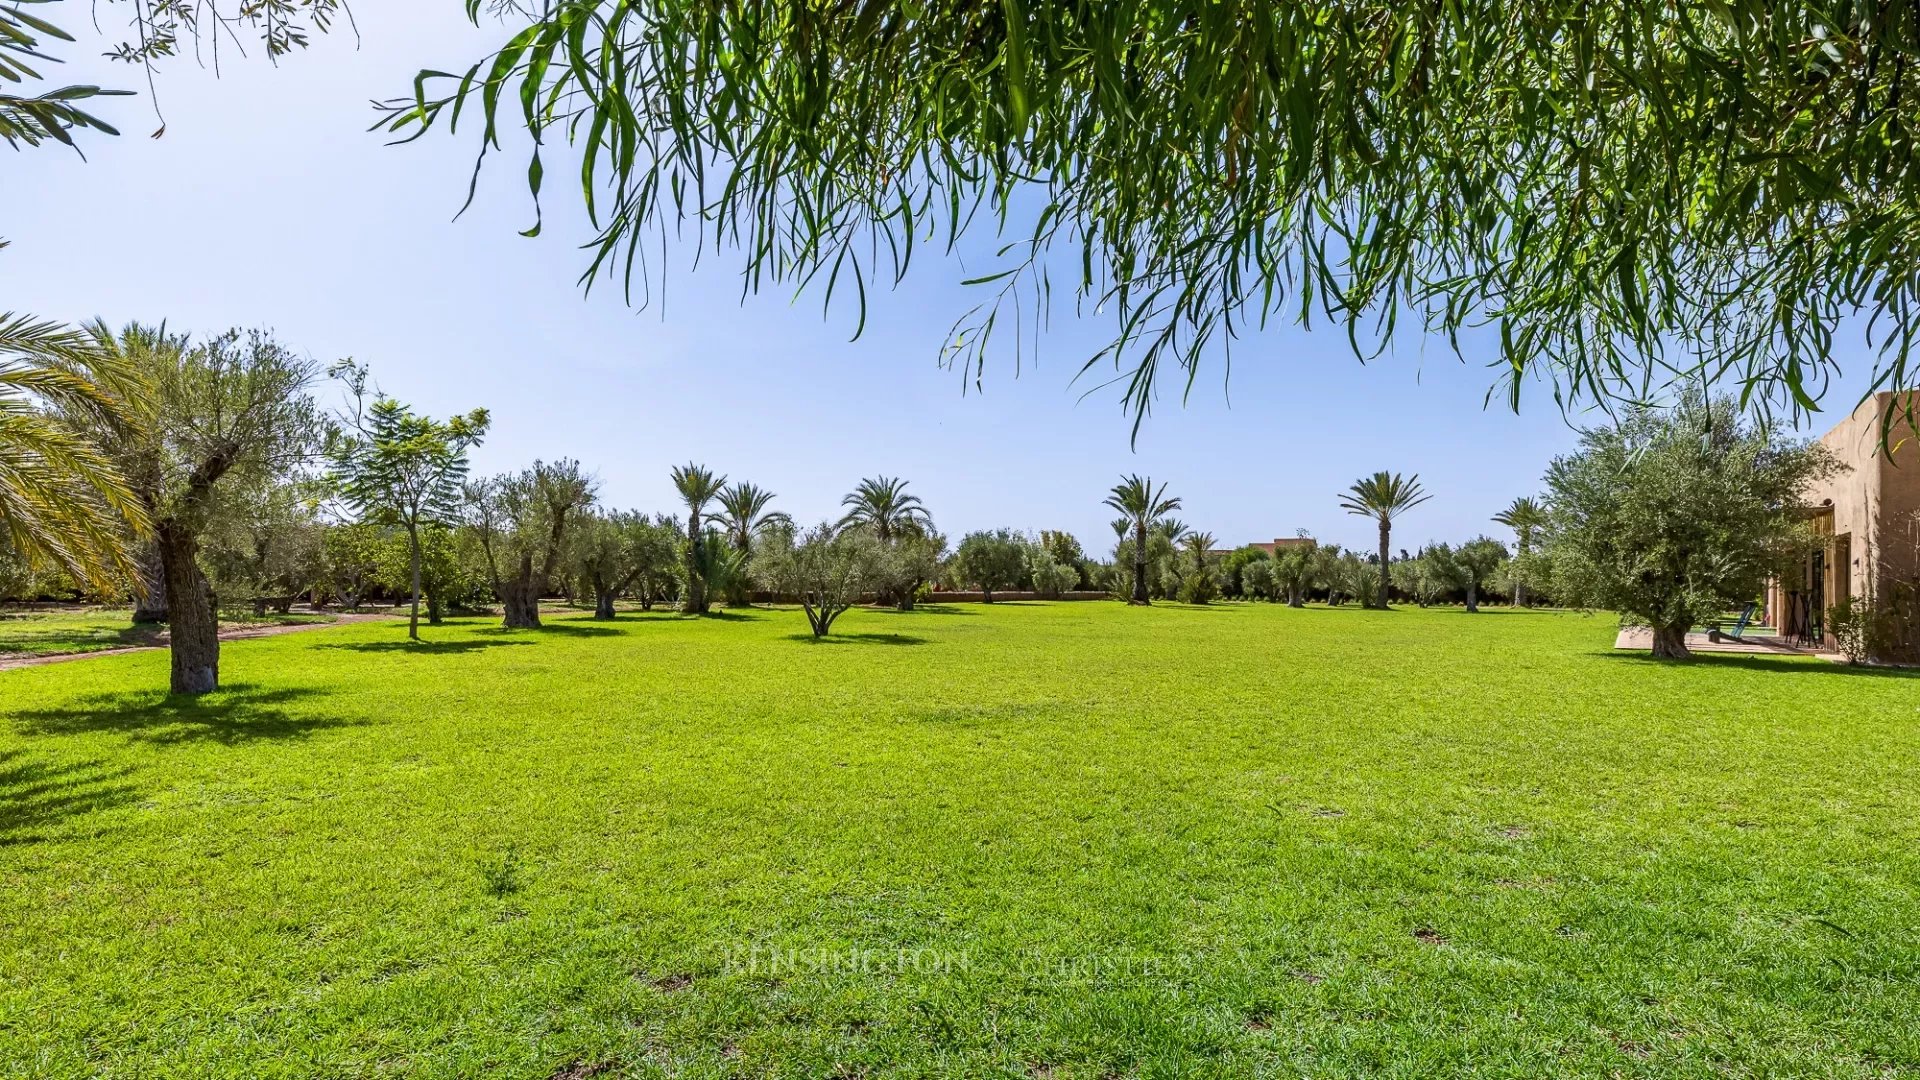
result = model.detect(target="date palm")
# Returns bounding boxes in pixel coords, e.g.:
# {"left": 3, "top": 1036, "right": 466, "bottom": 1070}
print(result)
{"left": 839, "top": 476, "right": 931, "bottom": 542}
{"left": 715, "top": 480, "right": 789, "bottom": 606}
{"left": 670, "top": 462, "right": 726, "bottom": 613}
{"left": 1493, "top": 496, "right": 1548, "bottom": 606}
{"left": 1103, "top": 474, "right": 1180, "bottom": 605}
{"left": 0, "top": 313, "right": 147, "bottom": 591}
{"left": 1338, "top": 471, "right": 1430, "bottom": 609}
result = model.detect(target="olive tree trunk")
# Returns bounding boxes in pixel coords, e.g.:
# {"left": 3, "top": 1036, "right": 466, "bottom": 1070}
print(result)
{"left": 132, "top": 543, "right": 169, "bottom": 624}
{"left": 1650, "top": 624, "right": 1692, "bottom": 660}
{"left": 594, "top": 588, "right": 618, "bottom": 619}
{"left": 499, "top": 554, "right": 543, "bottom": 629}
{"left": 158, "top": 522, "right": 219, "bottom": 695}
{"left": 1465, "top": 580, "right": 1480, "bottom": 613}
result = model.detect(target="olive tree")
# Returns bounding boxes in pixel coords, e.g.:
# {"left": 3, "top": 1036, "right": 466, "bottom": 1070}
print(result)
{"left": 1545, "top": 396, "right": 1840, "bottom": 660}
{"left": 755, "top": 522, "right": 883, "bottom": 638}
{"left": 1454, "top": 537, "right": 1510, "bottom": 613}
{"left": 569, "top": 510, "right": 683, "bottom": 619}
{"left": 950, "top": 529, "right": 1027, "bottom": 602}
{"left": 81, "top": 324, "right": 321, "bottom": 694}
{"left": 467, "top": 460, "right": 596, "bottom": 629}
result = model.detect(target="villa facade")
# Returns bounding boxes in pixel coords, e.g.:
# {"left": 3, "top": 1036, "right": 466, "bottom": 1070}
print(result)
{"left": 1763, "top": 392, "right": 1920, "bottom": 648}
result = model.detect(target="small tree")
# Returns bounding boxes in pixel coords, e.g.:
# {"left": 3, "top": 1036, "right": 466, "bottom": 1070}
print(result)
{"left": 321, "top": 522, "right": 388, "bottom": 609}
{"left": 715, "top": 480, "right": 790, "bottom": 607}
{"left": 951, "top": 529, "right": 1027, "bottom": 601}
{"left": 1217, "top": 545, "right": 1269, "bottom": 599}
{"left": 1038, "top": 529, "right": 1088, "bottom": 588}
{"left": 1271, "top": 545, "right": 1315, "bottom": 607}
{"left": 1103, "top": 475, "right": 1180, "bottom": 605}
{"left": 1338, "top": 471, "right": 1430, "bottom": 609}
{"left": 879, "top": 528, "right": 946, "bottom": 610}
{"left": 1544, "top": 395, "right": 1839, "bottom": 660}
{"left": 1240, "top": 558, "right": 1276, "bottom": 600}
{"left": 571, "top": 510, "right": 659, "bottom": 619}
{"left": 632, "top": 515, "right": 684, "bottom": 610}
{"left": 1308, "top": 543, "right": 1346, "bottom": 605}
{"left": 670, "top": 462, "right": 727, "bottom": 614}
{"left": 467, "top": 460, "right": 596, "bottom": 629}
{"left": 378, "top": 524, "right": 482, "bottom": 623}
{"left": 1177, "top": 532, "right": 1219, "bottom": 604}
{"left": 1026, "top": 542, "right": 1078, "bottom": 599}
{"left": 1454, "top": 536, "right": 1509, "bottom": 613}
{"left": 757, "top": 522, "right": 882, "bottom": 637}
{"left": 1493, "top": 496, "right": 1549, "bottom": 606}
{"left": 327, "top": 363, "right": 489, "bottom": 640}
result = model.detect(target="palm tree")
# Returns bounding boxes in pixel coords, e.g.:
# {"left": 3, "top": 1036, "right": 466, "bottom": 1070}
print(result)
{"left": 1103, "top": 474, "right": 1181, "bottom": 605}
{"left": 715, "top": 480, "right": 789, "bottom": 606}
{"left": 839, "top": 475, "right": 932, "bottom": 541}
{"left": 1493, "top": 495, "right": 1548, "bottom": 607}
{"left": 1338, "top": 471, "right": 1430, "bottom": 609}
{"left": 670, "top": 462, "right": 727, "bottom": 613}
{"left": 0, "top": 314, "right": 147, "bottom": 592}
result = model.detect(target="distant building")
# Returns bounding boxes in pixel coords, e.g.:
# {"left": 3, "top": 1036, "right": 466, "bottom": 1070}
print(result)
{"left": 1209, "top": 537, "right": 1319, "bottom": 559}
{"left": 1763, "top": 392, "right": 1920, "bottom": 648}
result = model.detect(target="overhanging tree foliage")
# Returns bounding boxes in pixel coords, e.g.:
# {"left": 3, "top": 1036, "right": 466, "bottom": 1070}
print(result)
{"left": 387, "top": 2, "right": 1920, "bottom": 434}
{"left": 2, "top": 0, "right": 347, "bottom": 148}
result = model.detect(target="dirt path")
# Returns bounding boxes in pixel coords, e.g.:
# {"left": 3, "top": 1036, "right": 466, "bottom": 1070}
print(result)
{"left": 0, "top": 612, "right": 398, "bottom": 673}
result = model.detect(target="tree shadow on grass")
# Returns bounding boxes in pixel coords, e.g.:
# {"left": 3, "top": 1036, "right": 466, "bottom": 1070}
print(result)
{"left": 313, "top": 639, "right": 535, "bottom": 655}
{"left": 477, "top": 621, "right": 621, "bottom": 638}
{"left": 894, "top": 604, "right": 978, "bottom": 617}
{"left": 0, "top": 622, "right": 162, "bottom": 656}
{"left": 784, "top": 632, "right": 929, "bottom": 646}
{"left": 0, "top": 748, "right": 139, "bottom": 846}
{"left": 1595, "top": 652, "right": 1920, "bottom": 679}
{"left": 9, "top": 684, "right": 358, "bottom": 746}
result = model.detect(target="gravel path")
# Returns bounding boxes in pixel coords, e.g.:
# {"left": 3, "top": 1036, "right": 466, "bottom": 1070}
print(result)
{"left": 0, "top": 612, "right": 398, "bottom": 673}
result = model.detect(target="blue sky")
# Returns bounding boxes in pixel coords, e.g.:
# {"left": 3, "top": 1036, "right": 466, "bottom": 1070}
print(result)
{"left": 4, "top": 4, "right": 1883, "bottom": 556}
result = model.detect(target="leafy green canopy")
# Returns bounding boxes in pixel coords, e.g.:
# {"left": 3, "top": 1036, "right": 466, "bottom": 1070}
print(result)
{"left": 1544, "top": 394, "right": 1839, "bottom": 646}
{"left": 386, "top": 2, "right": 1920, "bottom": 433}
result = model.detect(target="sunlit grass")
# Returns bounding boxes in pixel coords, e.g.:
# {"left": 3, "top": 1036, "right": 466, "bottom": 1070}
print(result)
{"left": 1, "top": 602, "right": 1915, "bottom": 1077}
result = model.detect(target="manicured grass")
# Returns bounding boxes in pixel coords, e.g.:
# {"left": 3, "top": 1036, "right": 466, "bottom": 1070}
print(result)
{"left": 0, "top": 607, "right": 160, "bottom": 658}
{"left": 2, "top": 602, "right": 1916, "bottom": 1078}
{"left": 0, "top": 608, "right": 334, "bottom": 660}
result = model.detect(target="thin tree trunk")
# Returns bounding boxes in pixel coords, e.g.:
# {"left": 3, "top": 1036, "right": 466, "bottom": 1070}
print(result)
{"left": 158, "top": 521, "right": 219, "bottom": 695}
{"left": 407, "top": 522, "right": 423, "bottom": 641}
{"left": 1465, "top": 581, "right": 1479, "bottom": 613}
{"left": 1650, "top": 623, "right": 1692, "bottom": 660}
{"left": 1132, "top": 522, "right": 1150, "bottom": 605}
{"left": 684, "top": 511, "right": 708, "bottom": 614}
{"left": 131, "top": 542, "right": 168, "bottom": 624}
{"left": 1375, "top": 521, "right": 1392, "bottom": 609}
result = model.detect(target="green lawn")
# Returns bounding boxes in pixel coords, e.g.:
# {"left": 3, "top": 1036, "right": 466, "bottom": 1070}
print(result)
{"left": 2, "top": 603, "right": 1916, "bottom": 1078}
{"left": 0, "top": 608, "right": 333, "bottom": 660}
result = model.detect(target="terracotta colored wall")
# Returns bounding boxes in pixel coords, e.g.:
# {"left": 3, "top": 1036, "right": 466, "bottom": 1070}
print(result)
{"left": 1803, "top": 392, "right": 1920, "bottom": 601}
